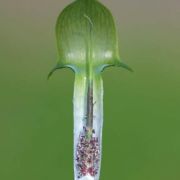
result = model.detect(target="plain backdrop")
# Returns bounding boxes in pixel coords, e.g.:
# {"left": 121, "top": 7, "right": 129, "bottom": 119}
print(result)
{"left": 0, "top": 0, "right": 180, "bottom": 180}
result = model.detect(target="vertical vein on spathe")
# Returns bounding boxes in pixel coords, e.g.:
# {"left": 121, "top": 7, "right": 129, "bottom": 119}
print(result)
{"left": 84, "top": 11, "right": 94, "bottom": 130}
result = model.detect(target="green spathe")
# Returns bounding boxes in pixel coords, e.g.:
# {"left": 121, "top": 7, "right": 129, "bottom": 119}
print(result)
{"left": 49, "top": 0, "right": 132, "bottom": 78}
{"left": 48, "top": 1, "right": 132, "bottom": 179}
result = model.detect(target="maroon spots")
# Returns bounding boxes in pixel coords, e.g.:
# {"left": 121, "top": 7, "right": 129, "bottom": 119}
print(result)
{"left": 76, "top": 127, "right": 100, "bottom": 178}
